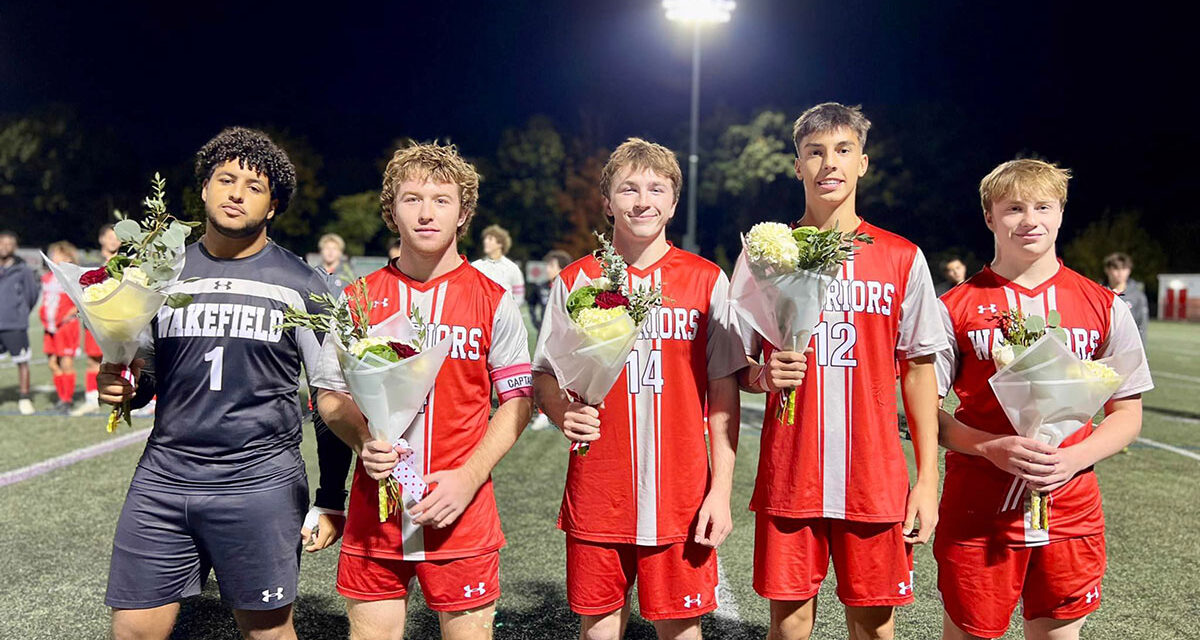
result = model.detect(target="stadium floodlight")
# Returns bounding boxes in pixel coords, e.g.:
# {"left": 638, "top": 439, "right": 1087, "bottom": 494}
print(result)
{"left": 664, "top": 0, "right": 735, "bottom": 254}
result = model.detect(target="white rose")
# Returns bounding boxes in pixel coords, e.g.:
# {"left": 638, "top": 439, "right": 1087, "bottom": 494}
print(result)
{"left": 592, "top": 276, "right": 612, "bottom": 291}
{"left": 993, "top": 344, "right": 1015, "bottom": 369}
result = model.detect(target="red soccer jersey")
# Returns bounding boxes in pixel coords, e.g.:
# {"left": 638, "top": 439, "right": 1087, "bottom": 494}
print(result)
{"left": 748, "top": 221, "right": 947, "bottom": 522}
{"left": 936, "top": 263, "right": 1153, "bottom": 547}
{"left": 40, "top": 271, "right": 75, "bottom": 330}
{"left": 532, "top": 246, "right": 747, "bottom": 546}
{"left": 320, "top": 259, "right": 533, "bottom": 561}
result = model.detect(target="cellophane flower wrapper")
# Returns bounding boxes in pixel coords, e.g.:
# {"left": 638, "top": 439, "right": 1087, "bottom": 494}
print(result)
{"left": 989, "top": 334, "right": 1143, "bottom": 448}
{"left": 42, "top": 252, "right": 184, "bottom": 368}
{"left": 989, "top": 333, "right": 1144, "bottom": 530}
{"left": 333, "top": 311, "right": 451, "bottom": 512}
{"left": 541, "top": 275, "right": 646, "bottom": 407}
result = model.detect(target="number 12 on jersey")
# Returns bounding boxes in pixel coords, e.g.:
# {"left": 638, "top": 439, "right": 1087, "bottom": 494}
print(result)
{"left": 625, "top": 348, "right": 664, "bottom": 395}
{"left": 812, "top": 321, "right": 858, "bottom": 368}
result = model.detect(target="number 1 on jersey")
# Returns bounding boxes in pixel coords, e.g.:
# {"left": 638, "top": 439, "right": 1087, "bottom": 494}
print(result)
{"left": 203, "top": 346, "right": 224, "bottom": 391}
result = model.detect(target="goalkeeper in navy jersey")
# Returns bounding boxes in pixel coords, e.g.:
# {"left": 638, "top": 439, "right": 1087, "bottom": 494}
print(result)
{"left": 98, "top": 127, "right": 350, "bottom": 640}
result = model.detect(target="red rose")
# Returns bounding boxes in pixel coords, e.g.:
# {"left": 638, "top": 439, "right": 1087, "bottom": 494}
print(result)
{"left": 595, "top": 290, "right": 630, "bottom": 309}
{"left": 79, "top": 267, "right": 110, "bottom": 287}
{"left": 389, "top": 342, "right": 418, "bottom": 359}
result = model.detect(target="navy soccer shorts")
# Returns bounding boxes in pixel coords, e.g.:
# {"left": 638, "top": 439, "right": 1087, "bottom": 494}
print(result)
{"left": 105, "top": 478, "right": 308, "bottom": 610}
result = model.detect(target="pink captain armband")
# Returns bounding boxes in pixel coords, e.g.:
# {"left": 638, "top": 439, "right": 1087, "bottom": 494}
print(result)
{"left": 492, "top": 363, "right": 534, "bottom": 402}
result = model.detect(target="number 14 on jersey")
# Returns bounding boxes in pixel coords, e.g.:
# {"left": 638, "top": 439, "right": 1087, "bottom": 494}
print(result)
{"left": 625, "top": 348, "right": 664, "bottom": 395}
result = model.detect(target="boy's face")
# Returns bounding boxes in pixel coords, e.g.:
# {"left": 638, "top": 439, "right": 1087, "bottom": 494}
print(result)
{"left": 0, "top": 235, "right": 14, "bottom": 259}
{"left": 482, "top": 234, "right": 501, "bottom": 257}
{"left": 391, "top": 178, "right": 465, "bottom": 258}
{"left": 546, "top": 260, "right": 562, "bottom": 281}
{"left": 319, "top": 242, "right": 343, "bottom": 265}
{"left": 795, "top": 126, "right": 869, "bottom": 210}
{"left": 985, "top": 192, "right": 1063, "bottom": 262}
{"left": 605, "top": 166, "right": 677, "bottom": 243}
{"left": 1105, "top": 265, "right": 1131, "bottom": 287}
{"left": 50, "top": 249, "right": 70, "bottom": 264}
{"left": 944, "top": 259, "right": 966, "bottom": 283}
{"left": 99, "top": 228, "right": 120, "bottom": 254}
{"left": 201, "top": 159, "right": 276, "bottom": 239}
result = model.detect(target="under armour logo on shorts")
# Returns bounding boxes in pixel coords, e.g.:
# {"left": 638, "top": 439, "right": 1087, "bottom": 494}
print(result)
{"left": 898, "top": 571, "right": 914, "bottom": 596}
{"left": 261, "top": 587, "right": 284, "bottom": 603}
{"left": 683, "top": 593, "right": 702, "bottom": 609}
{"left": 463, "top": 582, "right": 487, "bottom": 598}
{"left": 977, "top": 304, "right": 998, "bottom": 314}
{"left": 1085, "top": 585, "right": 1100, "bottom": 604}
{"left": 213, "top": 280, "right": 233, "bottom": 290}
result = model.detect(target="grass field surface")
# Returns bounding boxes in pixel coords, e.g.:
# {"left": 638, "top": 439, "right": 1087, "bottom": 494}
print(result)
{"left": 0, "top": 321, "right": 1196, "bottom": 638}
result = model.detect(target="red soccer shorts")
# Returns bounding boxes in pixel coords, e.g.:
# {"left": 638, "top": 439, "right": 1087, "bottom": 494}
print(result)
{"left": 934, "top": 534, "right": 1106, "bottom": 638}
{"left": 566, "top": 536, "right": 718, "bottom": 620}
{"left": 43, "top": 320, "right": 80, "bottom": 357}
{"left": 753, "top": 514, "right": 915, "bottom": 607}
{"left": 84, "top": 329, "right": 103, "bottom": 358}
{"left": 336, "top": 551, "right": 500, "bottom": 613}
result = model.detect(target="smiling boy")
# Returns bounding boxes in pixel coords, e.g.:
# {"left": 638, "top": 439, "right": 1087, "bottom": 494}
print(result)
{"left": 934, "top": 159, "right": 1153, "bottom": 640}
{"left": 532, "top": 138, "right": 745, "bottom": 640}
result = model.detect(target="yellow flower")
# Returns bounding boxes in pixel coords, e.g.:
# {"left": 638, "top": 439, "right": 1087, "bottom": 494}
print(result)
{"left": 349, "top": 336, "right": 397, "bottom": 359}
{"left": 82, "top": 278, "right": 121, "bottom": 303}
{"left": 745, "top": 222, "right": 799, "bottom": 272}
{"left": 1080, "top": 359, "right": 1121, "bottom": 387}
{"left": 575, "top": 307, "right": 634, "bottom": 343}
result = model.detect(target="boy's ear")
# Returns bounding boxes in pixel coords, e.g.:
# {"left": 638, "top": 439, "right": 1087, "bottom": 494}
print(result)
{"left": 602, "top": 197, "right": 613, "bottom": 219}
{"left": 200, "top": 181, "right": 209, "bottom": 203}
{"left": 858, "top": 153, "right": 869, "bottom": 177}
{"left": 794, "top": 157, "right": 803, "bottom": 180}
{"left": 266, "top": 200, "right": 277, "bottom": 221}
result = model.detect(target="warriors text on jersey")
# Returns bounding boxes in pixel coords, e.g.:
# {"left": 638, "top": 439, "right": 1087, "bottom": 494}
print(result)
{"left": 935, "top": 263, "right": 1153, "bottom": 547}
{"left": 532, "top": 246, "right": 747, "bottom": 546}
{"left": 319, "top": 259, "right": 533, "bottom": 561}
{"left": 133, "top": 242, "right": 338, "bottom": 494}
{"left": 748, "top": 221, "right": 948, "bottom": 522}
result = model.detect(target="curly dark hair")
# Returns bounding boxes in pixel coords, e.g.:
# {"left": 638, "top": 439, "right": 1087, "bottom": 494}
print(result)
{"left": 194, "top": 127, "right": 297, "bottom": 214}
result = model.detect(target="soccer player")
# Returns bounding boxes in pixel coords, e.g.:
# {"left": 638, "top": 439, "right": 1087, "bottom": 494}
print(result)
{"left": 315, "top": 142, "right": 534, "bottom": 640}
{"left": 317, "top": 232, "right": 356, "bottom": 290}
{"left": 73, "top": 224, "right": 121, "bottom": 415}
{"left": 0, "top": 230, "right": 39, "bottom": 415}
{"left": 97, "top": 127, "right": 343, "bottom": 640}
{"left": 934, "top": 159, "right": 1153, "bottom": 640}
{"left": 532, "top": 138, "right": 745, "bottom": 640}
{"left": 739, "top": 103, "right": 947, "bottom": 640}
{"left": 471, "top": 224, "right": 526, "bottom": 304}
{"left": 41, "top": 241, "right": 81, "bottom": 413}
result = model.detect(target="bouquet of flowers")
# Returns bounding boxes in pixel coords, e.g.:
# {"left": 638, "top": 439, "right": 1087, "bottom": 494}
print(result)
{"left": 540, "top": 232, "right": 662, "bottom": 455}
{"left": 42, "top": 174, "right": 197, "bottom": 431}
{"left": 729, "top": 222, "right": 872, "bottom": 424}
{"left": 280, "top": 279, "right": 452, "bottom": 521}
{"left": 988, "top": 310, "right": 1143, "bottom": 529}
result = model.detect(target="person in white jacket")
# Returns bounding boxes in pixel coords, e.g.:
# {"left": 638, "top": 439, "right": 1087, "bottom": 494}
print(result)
{"left": 471, "top": 224, "right": 525, "bottom": 305}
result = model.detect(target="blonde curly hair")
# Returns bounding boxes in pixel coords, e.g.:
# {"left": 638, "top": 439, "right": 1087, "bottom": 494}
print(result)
{"left": 380, "top": 142, "right": 481, "bottom": 238}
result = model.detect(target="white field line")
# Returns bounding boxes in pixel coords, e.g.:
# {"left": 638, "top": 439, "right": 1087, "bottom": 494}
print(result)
{"left": 0, "top": 428, "right": 151, "bottom": 488}
{"left": 1153, "top": 371, "right": 1200, "bottom": 384}
{"left": 1137, "top": 437, "right": 1200, "bottom": 462}
{"left": 715, "top": 556, "right": 742, "bottom": 621}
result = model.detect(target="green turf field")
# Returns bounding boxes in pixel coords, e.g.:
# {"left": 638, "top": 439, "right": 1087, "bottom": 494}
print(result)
{"left": 0, "top": 321, "right": 1196, "bottom": 639}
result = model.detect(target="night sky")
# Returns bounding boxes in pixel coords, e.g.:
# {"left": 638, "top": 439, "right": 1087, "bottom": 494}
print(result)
{"left": 2, "top": 0, "right": 1194, "bottom": 260}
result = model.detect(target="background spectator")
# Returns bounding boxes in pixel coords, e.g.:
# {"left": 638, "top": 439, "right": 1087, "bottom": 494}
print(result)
{"left": 41, "top": 241, "right": 81, "bottom": 414}
{"left": 318, "top": 233, "right": 355, "bottom": 290}
{"left": 472, "top": 224, "right": 526, "bottom": 304}
{"left": 529, "top": 249, "right": 572, "bottom": 329}
{"left": 1104, "top": 252, "right": 1149, "bottom": 345}
{"left": 936, "top": 256, "right": 968, "bottom": 296}
{"left": 0, "top": 230, "right": 39, "bottom": 415}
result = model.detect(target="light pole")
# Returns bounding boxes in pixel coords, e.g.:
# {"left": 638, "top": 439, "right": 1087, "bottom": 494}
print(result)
{"left": 664, "top": 0, "right": 734, "bottom": 255}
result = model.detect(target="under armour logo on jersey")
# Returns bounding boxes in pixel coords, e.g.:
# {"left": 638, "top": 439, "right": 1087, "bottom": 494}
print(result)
{"left": 463, "top": 582, "right": 487, "bottom": 598}
{"left": 261, "top": 587, "right": 284, "bottom": 603}
{"left": 1085, "top": 585, "right": 1100, "bottom": 604}
{"left": 898, "top": 571, "right": 914, "bottom": 596}
{"left": 213, "top": 280, "right": 233, "bottom": 291}
{"left": 683, "top": 593, "right": 702, "bottom": 609}
{"left": 372, "top": 297, "right": 390, "bottom": 309}
{"left": 977, "top": 303, "right": 998, "bottom": 314}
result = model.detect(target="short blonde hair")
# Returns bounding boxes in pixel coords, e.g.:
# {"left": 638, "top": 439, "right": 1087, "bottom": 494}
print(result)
{"left": 380, "top": 142, "right": 481, "bottom": 238}
{"left": 47, "top": 240, "right": 77, "bottom": 263}
{"left": 979, "top": 158, "right": 1071, "bottom": 213}
{"left": 481, "top": 224, "right": 512, "bottom": 254}
{"left": 318, "top": 233, "right": 345, "bottom": 252}
{"left": 599, "top": 138, "right": 683, "bottom": 203}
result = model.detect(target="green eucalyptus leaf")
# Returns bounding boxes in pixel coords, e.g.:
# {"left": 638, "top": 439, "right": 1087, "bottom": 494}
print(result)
{"left": 1049, "top": 327, "right": 1070, "bottom": 345}
{"left": 1047, "top": 310, "right": 1061, "bottom": 328}
{"left": 114, "top": 219, "right": 142, "bottom": 242}
{"left": 165, "top": 293, "right": 193, "bottom": 309}
{"left": 1026, "top": 315, "right": 1045, "bottom": 332}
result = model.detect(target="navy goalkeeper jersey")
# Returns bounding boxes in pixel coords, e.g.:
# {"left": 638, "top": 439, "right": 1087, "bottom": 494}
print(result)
{"left": 132, "top": 241, "right": 339, "bottom": 494}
